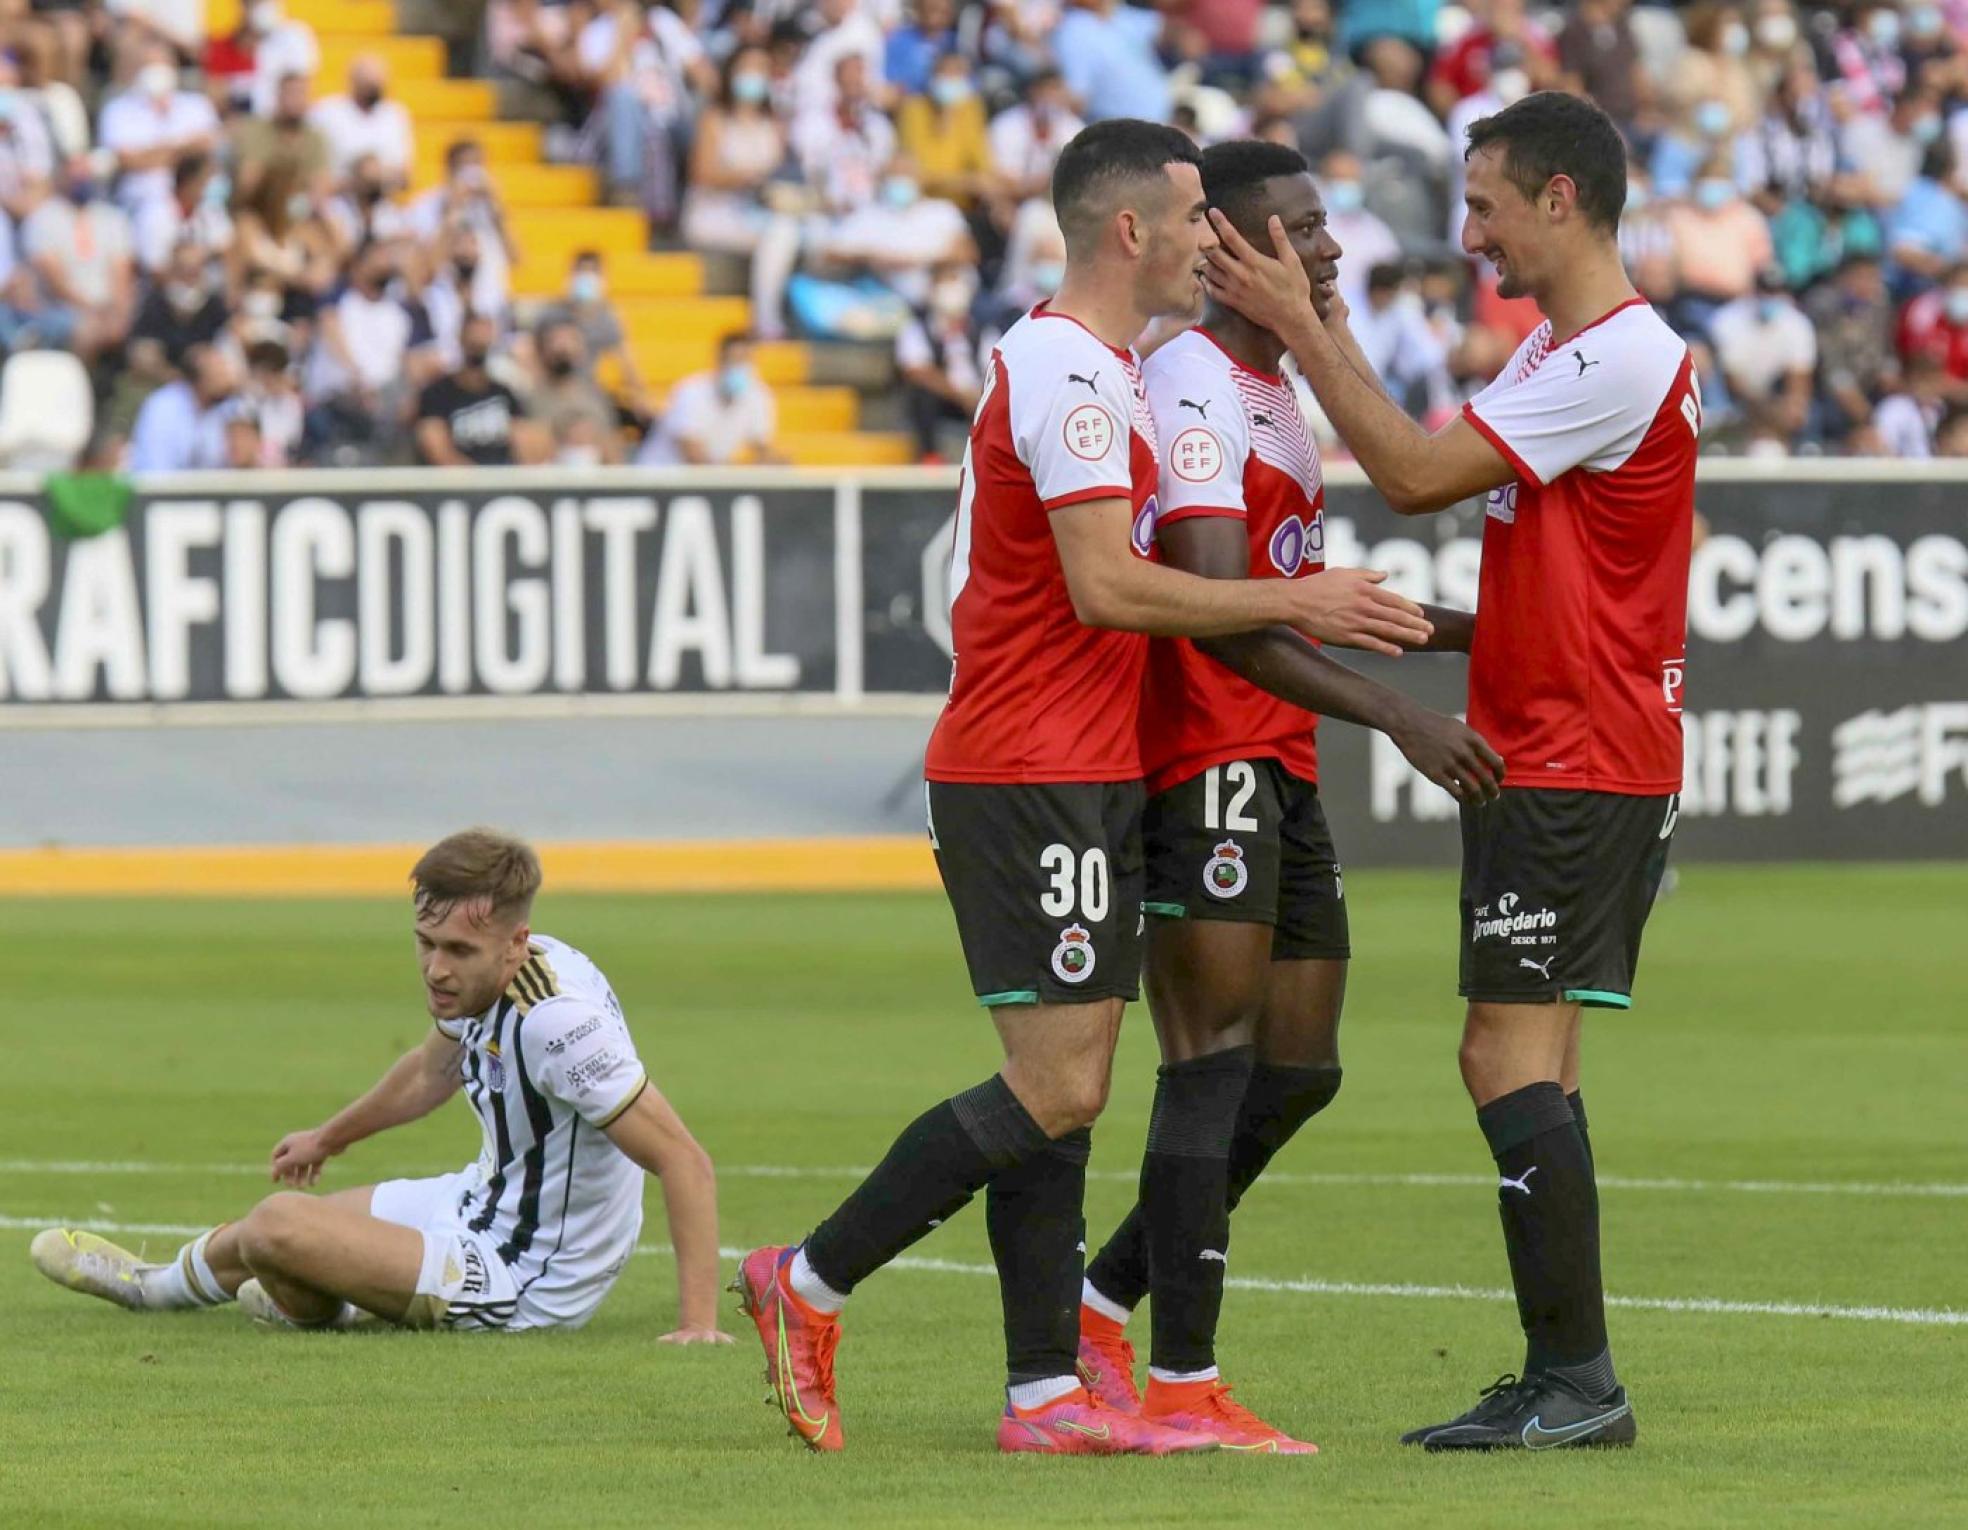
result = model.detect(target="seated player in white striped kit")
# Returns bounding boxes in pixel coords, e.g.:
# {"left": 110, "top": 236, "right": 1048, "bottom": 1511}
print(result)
{"left": 31, "top": 829, "right": 731, "bottom": 1342}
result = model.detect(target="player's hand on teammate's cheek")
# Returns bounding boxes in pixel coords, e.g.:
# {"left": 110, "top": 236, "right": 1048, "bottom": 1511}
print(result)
{"left": 1204, "top": 210, "right": 1315, "bottom": 331}
{"left": 658, "top": 1326, "right": 737, "bottom": 1345}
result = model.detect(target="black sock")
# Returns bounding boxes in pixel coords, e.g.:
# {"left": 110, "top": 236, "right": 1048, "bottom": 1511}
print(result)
{"left": 1085, "top": 1060, "right": 1341, "bottom": 1314}
{"left": 987, "top": 1126, "right": 1091, "bottom": 1385}
{"left": 1139, "top": 1047, "right": 1254, "bottom": 1375}
{"left": 1477, "top": 1081, "right": 1614, "bottom": 1390}
{"left": 1567, "top": 1089, "right": 1593, "bottom": 1179}
{"left": 804, "top": 1075, "right": 1047, "bottom": 1294}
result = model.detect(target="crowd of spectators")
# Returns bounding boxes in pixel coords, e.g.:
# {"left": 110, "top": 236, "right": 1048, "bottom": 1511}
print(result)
{"left": 8, "top": 2, "right": 1968, "bottom": 470}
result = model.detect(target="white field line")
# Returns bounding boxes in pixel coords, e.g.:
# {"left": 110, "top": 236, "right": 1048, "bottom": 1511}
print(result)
{"left": 6, "top": 1158, "right": 1968, "bottom": 1201}
{"left": 4, "top": 1215, "right": 1963, "bottom": 1330}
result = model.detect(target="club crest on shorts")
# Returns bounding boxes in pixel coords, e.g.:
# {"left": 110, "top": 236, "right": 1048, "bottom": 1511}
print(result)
{"left": 1204, "top": 839, "right": 1248, "bottom": 899}
{"left": 1051, "top": 923, "right": 1096, "bottom": 984}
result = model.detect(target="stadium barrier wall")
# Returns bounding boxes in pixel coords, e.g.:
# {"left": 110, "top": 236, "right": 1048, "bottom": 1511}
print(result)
{"left": 0, "top": 464, "right": 1964, "bottom": 871}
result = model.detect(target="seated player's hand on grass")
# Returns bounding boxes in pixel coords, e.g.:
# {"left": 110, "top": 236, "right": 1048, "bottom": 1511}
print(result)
{"left": 269, "top": 1128, "right": 338, "bottom": 1187}
{"left": 1390, "top": 709, "right": 1506, "bottom": 805}
{"left": 658, "top": 1325, "right": 737, "bottom": 1345}
{"left": 1281, "top": 567, "right": 1432, "bottom": 657}
{"left": 1203, "top": 209, "right": 1318, "bottom": 337}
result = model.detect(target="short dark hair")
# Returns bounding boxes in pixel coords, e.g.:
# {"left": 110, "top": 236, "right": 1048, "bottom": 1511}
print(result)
{"left": 717, "top": 330, "right": 754, "bottom": 359}
{"left": 445, "top": 138, "right": 480, "bottom": 172}
{"left": 1464, "top": 90, "right": 1626, "bottom": 234}
{"left": 1367, "top": 261, "right": 1405, "bottom": 293}
{"left": 1052, "top": 118, "right": 1202, "bottom": 257}
{"left": 1200, "top": 139, "right": 1309, "bottom": 239}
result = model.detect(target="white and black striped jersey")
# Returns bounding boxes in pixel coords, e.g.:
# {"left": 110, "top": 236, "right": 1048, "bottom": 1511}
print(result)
{"left": 434, "top": 935, "right": 648, "bottom": 1323}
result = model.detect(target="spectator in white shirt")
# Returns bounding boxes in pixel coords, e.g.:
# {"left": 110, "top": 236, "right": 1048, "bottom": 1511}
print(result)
{"left": 129, "top": 344, "right": 243, "bottom": 474}
{"left": 309, "top": 56, "right": 415, "bottom": 186}
{"left": 98, "top": 50, "right": 221, "bottom": 220}
{"left": 1710, "top": 265, "right": 1818, "bottom": 447}
{"left": 1316, "top": 149, "right": 1401, "bottom": 315}
{"left": 405, "top": 139, "right": 518, "bottom": 324}
{"left": 306, "top": 239, "right": 435, "bottom": 453}
{"left": 818, "top": 151, "right": 973, "bottom": 308}
{"left": 1345, "top": 261, "right": 1456, "bottom": 419}
{"left": 578, "top": 0, "right": 714, "bottom": 220}
{"left": 112, "top": 0, "right": 206, "bottom": 61}
{"left": 134, "top": 150, "right": 234, "bottom": 275}
{"left": 245, "top": 1, "right": 321, "bottom": 118}
{"left": 20, "top": 163, "right": 137, "bottom": 364}
{"left": 792, "top": 53, "right": 897, "bottom": 219}
{"left": 1872, "top": 354, "right": 1949, "bottom": 457}
{"left": 987, "top": 69, "right": 1085, "bottom": 206}
{"left": 793, "top": 0, "right": 889, "bottom": 118}
{"left": 638, "top": 332, "right": 784, "bottom": 465}
{"left": 896, "top": 260, "right": 984, "bottom": 460}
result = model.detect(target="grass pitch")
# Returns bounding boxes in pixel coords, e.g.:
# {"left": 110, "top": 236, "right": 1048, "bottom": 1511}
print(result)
{"left": 2, "top": 867, "right": 1964, "bottom": 1528}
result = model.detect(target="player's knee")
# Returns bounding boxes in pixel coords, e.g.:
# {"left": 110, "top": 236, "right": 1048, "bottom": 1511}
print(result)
{"left": 1024, "top": 1067, "right": 1109, "bottom": 1135}
{"left": 237, "top": 1192, "right": 313, "bottom": 1271}
{"left": 1457, "top": 1031, "right": 1501, "bottom": 1101}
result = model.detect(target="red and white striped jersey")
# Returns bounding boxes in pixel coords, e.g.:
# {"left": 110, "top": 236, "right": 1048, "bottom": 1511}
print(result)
{"left": 925, "top": 303, "right": 1160, "bottom": 783}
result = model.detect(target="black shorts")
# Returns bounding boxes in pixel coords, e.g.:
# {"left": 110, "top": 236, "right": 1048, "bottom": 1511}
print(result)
{"left": 1459, "top": 788, "right": 1678, "bottom": 1010}
{"left": 927, "top": 780, "right": 1146, "bottom": 1007}
{"left": 1142, "top": 758, "right": 1350, "bottom": 962}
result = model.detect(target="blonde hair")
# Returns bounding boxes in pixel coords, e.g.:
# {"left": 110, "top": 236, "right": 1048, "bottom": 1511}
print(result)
{"left": 410, "top": 828, "right": 542, "bottom": 925}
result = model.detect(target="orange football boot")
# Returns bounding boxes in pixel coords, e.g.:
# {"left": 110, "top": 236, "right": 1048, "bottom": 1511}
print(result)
{"left": 1141, "top": 1377, "right": 1319, "bottom": 1455}
{"left": 733, "top": 1245, "right": 843, "bottom": 1453}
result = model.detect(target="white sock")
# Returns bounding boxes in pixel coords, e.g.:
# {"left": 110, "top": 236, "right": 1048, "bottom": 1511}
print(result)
{"left": 138, "top": 1230, "right": 231, "bottom": 1309}
{"left": 1148, "top": 1365, "right": 1220, "bottom": 1385}
{"left": 1006, "top": 1375, "right": 1082, "bottom": 1412}
{"left": 1080, "top": 1278, "right": 1132, "bottom": 1326}
{"left": 786, "top": 1246, "right": 847, "bottom": 1314}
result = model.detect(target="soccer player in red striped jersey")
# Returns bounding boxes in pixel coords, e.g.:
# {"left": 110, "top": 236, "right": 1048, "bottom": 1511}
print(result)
{"left": 1204, "top": 92, "right": 1695, "bottom": 1451}
{"left": 734, "top": 119, "right": 1436, "bottom": 1457}
{"left": 1074, "top": 141, "right": 1504, "bottom": 1453}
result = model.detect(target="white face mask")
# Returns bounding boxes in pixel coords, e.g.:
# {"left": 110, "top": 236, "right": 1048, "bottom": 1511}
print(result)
{"left": 1756, "top": 13, "right": 1798, "bottom": 51}
{"left": 138, "top": 63, "right": 176, "bottom": 100}
{"left": 251, "top": 1, "right": 283, "bottom": 30}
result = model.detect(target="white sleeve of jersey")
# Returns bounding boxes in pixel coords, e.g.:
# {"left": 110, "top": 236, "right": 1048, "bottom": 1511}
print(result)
{"left": 521, "top": 1001, "right": 649, "bottom": 1128}
{"left": 1010, "top": 345, "right": 1138, "bottom": 509}
{"left": 1145, "top": 356, "right": 1248, "bottom": 521}
{"left": 1465, "top": 325, "right": 1685, "bottom": 485}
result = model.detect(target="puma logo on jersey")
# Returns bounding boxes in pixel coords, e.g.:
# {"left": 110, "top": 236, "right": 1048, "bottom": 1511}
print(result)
{"left": 1573, "top": 350, "right": 1599, "bottom": 377}
{"left": 1068, "top": 371, "right": 1100, "bottom": 392}
{"left": 1252, "top": 412, "right": 1275, "bottom": 427}
{"left": 1499, "top": 1166, "right": 1539, "bottom": 1196}
{"left": 1179, "top": 398, "right": 1210, "bottom": 418}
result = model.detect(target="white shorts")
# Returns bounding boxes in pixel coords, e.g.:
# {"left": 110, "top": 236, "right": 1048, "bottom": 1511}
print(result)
{"left": 370, "top": 1170, "right": 611, "bottom": 1333}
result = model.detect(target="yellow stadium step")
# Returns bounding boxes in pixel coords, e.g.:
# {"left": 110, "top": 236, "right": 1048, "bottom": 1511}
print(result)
{"left": 614, "top": 296, "right": 752, "bottom": 347}
{"left": 206, "top": 0, "right": 398, "bottom": 32}
{"left": 316, "top": 35, "right": 446, "bottom": 84}
{"left": 393, "top": 79, "right": 496, "bottom": 120}
{"left": 768, "top": 386, "right": 860, "bottom": 433}
{"left": 511, "top": 207, "right": 650, "bottom": 259}
{"left": 632, "top": 339, "right": 811, "bottom": 387}
{"left": 410, "top": 162, "right": 599, "bottom": 208}
{"left": 779, "top": 431, "right": 916, "bottom": 467}
{"left": 420, "top": 120, "right": 544, "bottom": 162}
{"left": 513, "top": 252, "right": 704, "bottom": 300}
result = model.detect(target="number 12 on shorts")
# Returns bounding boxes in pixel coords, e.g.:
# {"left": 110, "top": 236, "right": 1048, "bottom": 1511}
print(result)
{"left": 1204, "top": 761, "right": 1259, "bottom": 831}
{"left": 1040, "top": 844, "right": 1109, "bottom": 920}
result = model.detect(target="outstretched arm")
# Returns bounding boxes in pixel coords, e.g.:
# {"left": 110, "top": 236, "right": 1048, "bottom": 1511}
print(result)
{"left": 1203, "top": 211, "right": 1515, "bottom": 514}
{"left": 269, "top": 1028, "right": 462, "bottom": 1186}
{"left": 1162, "top": 517, "right": 1503, "bottom": 801}
{"left": 604, "top": 1085, "right": 732, "bottom": 1344}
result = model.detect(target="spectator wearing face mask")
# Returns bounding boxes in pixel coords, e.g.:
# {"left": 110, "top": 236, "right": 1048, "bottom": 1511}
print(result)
{"left": 233, "top": 162, "right": 342, "bottom": 299}
{"left": 1317, "top": 149, "right": 1399, "bottom": 315}
{"left": 528, "top": 318, "right": 624, "bottom": 463}
{"left": 1745, "top": 0, "right": 1802, "bottom": 97}
{"left": 993, "top": 200, "right": 1067, "bottom": 311}
{"left": 306, "top": 239, "right": 432, "bottom": 452}
{"left": 406, "top": 139, "right": 517, "bottom": 324}
{"left": 896, "top": 260, "right": 983, "bottom": 461}
{"left": 98, "top": 48, "right": 221, "bottom": 221}
{"left": 1345, "top": 261, "right": 1457, "bottom": 420}
{"left": 540, "top": 250, "right": 648, "bottom": 404}
{"left": 1664, "top": 3, "right": 1760, "bottom": 140}
{"left": 818, "top": 151, "right": 973, "bottom": 309}
{"left": 792, "top": 53, "right": 896, "bottom": 221}
{"left": 310, "top": 56, "right": 415, "bottom": 186}
{"left": 638, "top": 331, "right": 783, "bottom": 466}
{"left": 683, "top": 47, "right": 800, "bottom": 340}
{"left": 1666, "top": 158, "right": 1774, "bottom": 326}
{"left": 898, "top": 53, "right": 995, "bottom": 214}
{"left": 886, "top": 0, "right": 959, "bottom": 98}
{"left": 1650, "top": 94, "right": 1741, "bottom": 200}
{"left": 130, "top": 238, "right": 229, "bottom": 374}
{"left": 19, "top": 161, "right": 137, "bottom": 365}
{"left": 241, "top": 336, "right": 305, "bottom": 467}
{"left": 1897, "top": 261, "right": 1968, "bottom": 389}
{"left": 128, "top": 343, "right": 244, "bottom": 473}
{"left": 416, "top": 312, "right": 529, "bottom": 466}
{"left": 1829, "top": 1, "right": 1910, "bottom": 117}
{"left": 1426, "top": 0, "right": 1555, "bottom": 118}
{"left": 1842, "top": 77, "right": 1944, "bottom": 210}
{"left": 1710, "top": 264, "right": 1817, "bottom": 447}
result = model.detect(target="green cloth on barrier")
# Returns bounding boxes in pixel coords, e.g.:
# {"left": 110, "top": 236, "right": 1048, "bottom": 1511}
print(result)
{"left": 43, "top": 473, "right": 134, "bottom": 539}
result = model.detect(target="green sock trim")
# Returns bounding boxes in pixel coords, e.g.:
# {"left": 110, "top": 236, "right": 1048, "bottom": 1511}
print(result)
{"left": 1142, "top": 901, "right": 1186, "bottom": 918}
{"left": 977, "top": 989, "right": 1040, "bottom": 1007}
{"left": 1565, "top": 988, "right": 1632, "bottom": 1010}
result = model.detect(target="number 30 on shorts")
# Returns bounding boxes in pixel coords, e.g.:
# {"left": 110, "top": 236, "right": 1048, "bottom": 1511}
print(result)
{"left": 1039, "top": 844, "right": 1109, "bottom": 920}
